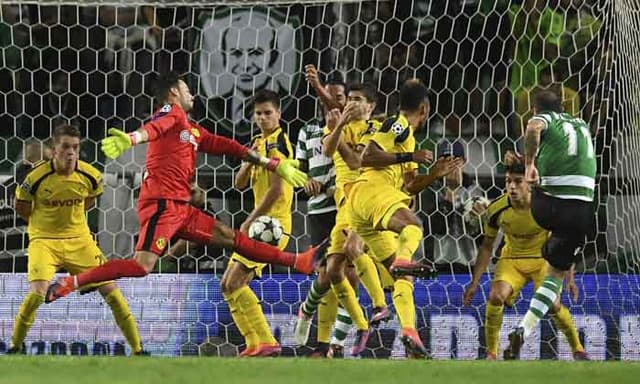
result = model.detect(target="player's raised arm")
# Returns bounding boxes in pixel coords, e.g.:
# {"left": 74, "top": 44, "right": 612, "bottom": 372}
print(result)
{"left": 360, "top": 139, "right": 432, "bottom": 168}
{"left": 403, "top": 156, "right": 464, "bottom": 195}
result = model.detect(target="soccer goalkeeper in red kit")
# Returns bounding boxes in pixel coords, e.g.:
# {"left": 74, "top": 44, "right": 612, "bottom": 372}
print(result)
{"left": 46, "top": 72, "right": 319, "bottom": 303}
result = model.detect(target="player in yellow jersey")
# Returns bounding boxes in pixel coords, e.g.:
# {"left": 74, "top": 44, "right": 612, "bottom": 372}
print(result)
{"left": 463, "top": 153, "right": 588, "bottom": 360}
{"left": 347, "top": 79, "right": 463, "bottom": 358}
{"left": 9, "top": 125, "right": 145, "bottom": 355}
{"left": 220, "top": 90, "right": 294, "bottom": 357}
{"left": 317, "top": 83, "right": 396, "bottom": 357}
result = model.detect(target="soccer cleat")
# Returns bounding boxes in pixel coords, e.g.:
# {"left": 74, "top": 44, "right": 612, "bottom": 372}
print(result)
{"left": 369, "top": 306, "right": 393, "bottom": 327}
{"left": 133, "top": 349, "right": 151, "bottom": 356}
{"left": 573, "top": 351, "right": 590, "bottom": 361}
{"left": 486, "top": 351, "right": 497, "bottom": 360}
{"left": 327, "top": 344, "right": 344, "bottom": 359}
{"left": 6, "top": 343, "right": 26, "bottom": 355}
{"left": 400, "top": 328, "right": 430, "bottom": 359}
{"left": 45, "top": 276, "right": 76, "bottom": 304}
{"left": 309, "top": 343, "right": 329, "bottom": 358}
{"left": 239, "top": 346, "right": 259, "bottom": 357}
{"left": 350, "top": 329, "right": 370, "bottom": 357}
{"left": 389, "top": 259, "right": 436, "bottom": 279}
{"left": 294, "top": 308, "right": 313, "bottom": 346}
{"left": 503, "top": 327, "right": 525, "bottom": 360}
{"left": 251, "top": 343, "right": 281, "bottom": 357}
{"left": 294, "top": 239, "right": 327, "bottom": 275}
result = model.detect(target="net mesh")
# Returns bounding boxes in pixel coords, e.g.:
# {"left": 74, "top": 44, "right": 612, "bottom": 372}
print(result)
{"left": 0, "top": 0, "right": 638, "bottom": 359}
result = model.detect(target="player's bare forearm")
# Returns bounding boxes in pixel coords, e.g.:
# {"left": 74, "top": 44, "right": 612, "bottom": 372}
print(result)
{"left": 471, "top": 236, "right": 496, "bottom": 285}
{"left": 524, "top": 121, "right": 544, "bottom": 165}
{"left": 129, "top": 128, "right": 150, "bottom": 145}
{"left": 360, "top": 142, "right": 408, "bottom": 167}
{"left": 234, "top": 162, "right": 253, "bottom": 190}
{"left": 338, "top": 142, "right": 362, "bottom": 170}
{"left": 14, "top": 200, "right": 32, "bottom": 222}
{"left": 246, "top": 173, "right": 282, "bottom": 222}
{"left": 84, "top": 197, "right": 96, "bottom": 211}
{"left": 405, "top": 172, "right": 439, "bottom": 195}
{"left": 312, "top": 82, "right": 342, "bottom": 111}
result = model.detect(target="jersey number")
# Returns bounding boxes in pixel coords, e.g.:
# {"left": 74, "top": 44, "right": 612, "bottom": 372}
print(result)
{"left": 562, "top": 122, "right": 594, "bottom": 158}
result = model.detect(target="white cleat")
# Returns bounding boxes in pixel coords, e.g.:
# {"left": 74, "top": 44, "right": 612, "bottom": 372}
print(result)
{"left": 294, "top": 308, "right": 313, "bottom": 346}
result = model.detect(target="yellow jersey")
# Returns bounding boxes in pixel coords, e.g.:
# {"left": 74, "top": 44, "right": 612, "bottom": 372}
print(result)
{"left": 483, "top": 193, "right": 548, "bottom": 259}
{"left": 323, "top": 119, "right": 381, "bottom": 189}
{"left": 356, "top": 114, "right": 418, "bottom": 190}
{"left": 16, "top": 159, "right": 103, "bottom": 240}
{"left": 250, "top": 127, "right": 294, "bottom": 224}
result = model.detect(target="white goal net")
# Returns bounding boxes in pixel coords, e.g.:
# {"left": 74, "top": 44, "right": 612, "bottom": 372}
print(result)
{"left": 0, "top": 0, "right": 638, "bottom": 359}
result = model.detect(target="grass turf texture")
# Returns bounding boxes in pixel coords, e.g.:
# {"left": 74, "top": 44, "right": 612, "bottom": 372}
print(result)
{"left": 2, "top": 357, "right": 638, "bottom": 384}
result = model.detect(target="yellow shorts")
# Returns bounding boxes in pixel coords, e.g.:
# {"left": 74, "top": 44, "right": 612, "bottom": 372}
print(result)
{"left": 28, "top": 236, "right": 109, "bottom": 287}
{"left": 494, "top": 257, "right": 548, "bottom": 306}
{"left": 230, "top": 218, "right": 291, "bottom": 278}
{"left": 347, "top": 182, "right": 410, "bottom": 262}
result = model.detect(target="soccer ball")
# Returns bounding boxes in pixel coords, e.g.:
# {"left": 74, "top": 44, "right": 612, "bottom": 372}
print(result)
{"left": 462, "top": 196, "right": 490, "bottom": 233}
{"left": 248, "top": 216, "right": 284, "bottom": 246}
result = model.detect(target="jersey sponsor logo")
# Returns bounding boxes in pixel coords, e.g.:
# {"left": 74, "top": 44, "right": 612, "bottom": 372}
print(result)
{"left": 180, "top": 130, "right": 200, "bottom": 151}
{"left": 266, "top": 142, "right": 280, "bottom": 152}
{"left": 42, "top": 198, "right": 83, "bottom": 207}
{"left": 190, "top": 128, "right": 201, "bottom": 138}
{"left": 155, "top": 237, "right": 167, "bottom": 250}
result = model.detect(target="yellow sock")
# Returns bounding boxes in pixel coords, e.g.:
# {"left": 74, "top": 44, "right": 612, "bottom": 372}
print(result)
{"left": 331, "top": 278, "right": 368, "bottom": 330}
{"left": 317, "top": 289, "right": 338, "bottom": 343}
{"left": 392, "top": 279, "right": 415, "bottom": 329}
{"left": 11, "top": 292, "right": 44, "bottom": 349}
{"left": 235, "top": 286, "right": 277, "bottom": 345}
{"left": 376, "top": 260, "right": 395, "bottom": 291}
{"left": 485, "top": 302, "right": 504, "bottom": 355}
{"left": 353, "top": 254, "right": 386, "bottom": 309}
{"left": 104, "top": 289, "right": 143, "bottom": 353}
{"left": 223, "top": 290, "right": 260, "bottom": 348}
{"left": 550, "top": 304, "right": 584, "bottom": 353}
{"left": 396, "top": 225, "right": 423, "bottom": 262}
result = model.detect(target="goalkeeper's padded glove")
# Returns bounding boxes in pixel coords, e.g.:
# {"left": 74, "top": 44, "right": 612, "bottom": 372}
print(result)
{"left": 101, "top": 128, "right": 134, "bottom": 159}
{"left": 265, "top": 158, "right": 308, "bottom": 188}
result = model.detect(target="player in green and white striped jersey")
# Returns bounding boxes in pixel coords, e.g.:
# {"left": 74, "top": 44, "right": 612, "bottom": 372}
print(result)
{"left": 505, "top": 90, "right": 596, "bottom": 360}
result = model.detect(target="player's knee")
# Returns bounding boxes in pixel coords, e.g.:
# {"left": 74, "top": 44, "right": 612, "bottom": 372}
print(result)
{"left": 326, "top": 255, "right": 346, "bottom": 283}
{"left": 343, "top": 234, "right": 364, "bottom": 262}
{"left": 549, "top": 300, "right": 562, "bottom": 314}
{"left": 29, "top": 281, "right": 49, "bottom": 296}
{"left": 488, "top": 289, "right": 508, "bottom": 305}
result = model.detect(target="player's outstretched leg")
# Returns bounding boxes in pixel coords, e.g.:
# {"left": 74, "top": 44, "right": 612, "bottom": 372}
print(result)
{"left": 45, "top": 253, "right": 155, "bottom": 303}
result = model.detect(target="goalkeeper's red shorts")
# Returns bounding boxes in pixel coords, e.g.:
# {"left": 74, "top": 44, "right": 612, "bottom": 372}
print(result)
{"left": 136, "top": 199, "right": 216, "bottom": 256}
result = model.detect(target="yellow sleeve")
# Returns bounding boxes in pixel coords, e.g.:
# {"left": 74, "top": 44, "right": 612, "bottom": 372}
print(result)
{"left": 370, "top": 116, "right": 411, "bottom": 152}
{"left": 483, "top": 195, "right": 508, "bottom": 237}
{"left": 15, "top": 171, "right": 36, "bottom": 201}
{"left": 78, "top": 161, "right": 104, "bottom": 197}
{"left": 358, "top": 120, "right": 380, "bottom": 148}
{"left": 267, "top": 131, "right": 293, "bottom": 160}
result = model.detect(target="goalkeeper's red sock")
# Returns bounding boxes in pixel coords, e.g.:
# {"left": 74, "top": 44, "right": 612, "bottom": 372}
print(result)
{"left": 76, "top": 259, "right": 148, "bottom": 287}
{"left": 233, "top": 231, "right": 295, "bottom": 267}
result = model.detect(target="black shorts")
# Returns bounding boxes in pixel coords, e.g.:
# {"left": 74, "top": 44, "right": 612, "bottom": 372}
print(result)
{"left": 307, "top": 210, "right": 337, "bottom": 265}
{"left": 531, "top": 188, "right": 594, "bottom": 271}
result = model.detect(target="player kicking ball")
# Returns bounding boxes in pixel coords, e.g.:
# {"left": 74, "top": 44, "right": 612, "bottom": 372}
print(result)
{"left": 45, "top": 72, "right": 321, "bottom": 303}
{"left": 504, "top": 90, "right": 596, "bottom": 360}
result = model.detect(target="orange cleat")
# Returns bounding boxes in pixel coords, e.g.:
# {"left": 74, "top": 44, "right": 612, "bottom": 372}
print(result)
{"left": 251, "top": 343, "right": 282, "bottom": 357}
{"left": 45, "top": 276, "right": 77, "bottom": 303}
{"left": 390, "top": 259, "right": 436, "bottom": 279}
{"left": 239, "top": 346, "right": 259, "bottom": 357}
{"left": 400, "top": 328, "right": 430, "bottom": 359}
{"left": 293, "top": 240, "right": 327, "bottom": 274}
{"left": 486, "top": 351, "right": 497, "bottom": 360}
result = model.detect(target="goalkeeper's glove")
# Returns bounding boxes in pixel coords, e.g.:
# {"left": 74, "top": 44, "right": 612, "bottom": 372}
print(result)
{"left": 101, "top": 128, "right": 134, "bottom": 159}
{"left": 265, "top": 158, "right": 308, "bottom": 188}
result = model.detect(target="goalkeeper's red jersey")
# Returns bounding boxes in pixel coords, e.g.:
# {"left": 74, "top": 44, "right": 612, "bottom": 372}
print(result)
{"left": 138, "top": 103, "right": 248, "bottom": 202}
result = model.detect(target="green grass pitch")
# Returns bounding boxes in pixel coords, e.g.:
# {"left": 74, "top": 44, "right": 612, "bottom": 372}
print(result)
{"left": 2, "top": 357, "right": 639, "bottom": 384}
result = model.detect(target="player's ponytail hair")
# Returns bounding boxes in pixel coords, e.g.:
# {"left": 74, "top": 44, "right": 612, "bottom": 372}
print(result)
{"left": 504, "top": 150, "right": 525, "bottom": 174}
{"left": 53, "top": 124, "right": 81, "bottom": 143}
